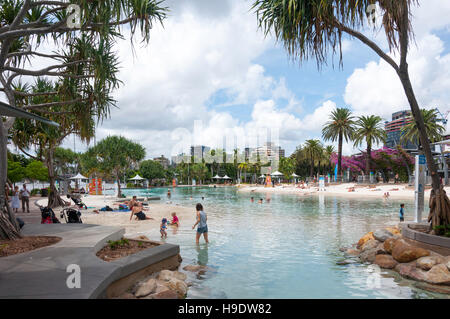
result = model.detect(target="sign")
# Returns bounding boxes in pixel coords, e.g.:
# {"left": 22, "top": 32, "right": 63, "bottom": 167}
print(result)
{"left": 414, "top": 155, "right": 426, "bottom": 222}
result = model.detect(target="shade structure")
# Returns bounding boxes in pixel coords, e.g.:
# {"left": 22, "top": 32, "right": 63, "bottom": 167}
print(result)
{"left": 291, "top": 173, "right": 299, "bottom": 177}
{"left": 0, "top": 101, "right": 59, "bottom": 126}
{"left": 222, "top": 175, "right": 231, "bottom": 179}
{"left": 70, "top": 173, "right": 88, "bottom": 180}
{"left": 213, "top": 175, "right": 222, "bottom": 179}
{"left": 129, "top": 174, "right": 145, "bottom": 181}
{"left": 271, "top": 171, "right": 283, "bottom": 176}
{"left": 259, "top": 175, "right": 266, "bottom": 179}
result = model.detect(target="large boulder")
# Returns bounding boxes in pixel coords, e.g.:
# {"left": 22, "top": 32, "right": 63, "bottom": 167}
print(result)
{"left": 359, "top": 248, "right": 378, "bottom": 263}
{"left": 383, "top": 238, "right": 396, "bottom": 254}
{"left": 149, "top": 290, "right": 179, "bottom": 299}
{"left": 373, "top": 229, "right": 395, "bottom": 242}
{"left": 158, "top": 270, "right": 175, "bottom": 281}
{"left": 385, "top": 227, "right": 401, "bottom": 236}
{"left": 416, "top": 256, "right": 444, "bottom": 271}
{"left": 183, "top": 264, "right": 208, "bottom": 272}
{"left": 357, "top": 232, "right": 375, "bottom": 248}
{"left": 361, "top": 239, "right": 379, "bottom": 252}
{"left": 395, "top": 263, "right": 427, "bottom": 282}
{"left": 423, "top": 264, "right": 450, "bottom": 285}
{"left": 135, "top": 278, "right": 157, "bottom": 298}
{"left": 374, "top": 254, "right": 398, "bottom": 269}
{"left": 166, "top": 278, "right": 188, "bottom": 298}
{"left": 391, "top": 239, "right": 430, "bottom": 263}
{"left": 346, "top": 248, "right": 360, "bottom": 256}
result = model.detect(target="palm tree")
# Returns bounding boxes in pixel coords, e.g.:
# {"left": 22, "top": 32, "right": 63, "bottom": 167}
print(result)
{"left": 401, "top": 109, "right": 445, "bottom": 148}
{"left": 238, "top": 162, "right": 248, "bottom": 183}
{"left": 353, "top": 115, "right": 387, "bottom": 174}
{"left": 324, "top": 145, "right": 336, "bottom": 174}
{"left": 322, "top": 108, "right": 355, "bottom": 177}
{"left": 252, "top": 0, "right": 449, "bottom": 228}
{"left": 304, "top": 139, "right": 323, "bottom": 178}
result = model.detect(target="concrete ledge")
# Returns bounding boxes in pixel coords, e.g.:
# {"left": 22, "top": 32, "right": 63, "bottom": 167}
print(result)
{"left": 0, "top": 224, "right": 180, "bottom": 299}
{"left": 401, "top": 222, "right": 450, "bottom": 255}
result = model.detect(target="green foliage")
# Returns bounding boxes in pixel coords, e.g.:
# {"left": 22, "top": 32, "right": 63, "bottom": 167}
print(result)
{"left": 54, "top": 148, "right": 80, "bottom": 175}
{"left": 25, "top": 160, "right": 48, "bottom": 182}
{"left": 107, "top": 238, "right": 130, "bottom": 250}
{"left": 433, "top": 224, "right": 450, "bottom": 237}
{"left": 401, "top": 109, "right": 445, "bottom": 146}
{"left": 7, "top": 160, "right": 26, "bottom": 184}
{"left": 279, "top": 157, "right": 295, "bottom": 179}
{"left": 140, "top": 160, "right": 165, "bottom": 180}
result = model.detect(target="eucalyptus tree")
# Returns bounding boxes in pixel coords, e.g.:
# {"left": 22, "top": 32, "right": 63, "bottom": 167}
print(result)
{"left": 252, "top": 0, "right": 449, "bottom": 227}
{"left": 0, "top": 0, "right": 167, "bottom": 239}
{"left": 353, "top": 115, "right": 386, "bottom": 174}
{"left": 321, "top": 108, "right": 355, "bottom": 177}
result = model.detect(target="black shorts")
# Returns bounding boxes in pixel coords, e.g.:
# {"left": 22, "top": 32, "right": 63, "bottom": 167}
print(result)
{"left": 400, "top": 217, "right": 404, "bottom": 222}
{"left": 136, "top": 212, "right": 146, "bottom": 220}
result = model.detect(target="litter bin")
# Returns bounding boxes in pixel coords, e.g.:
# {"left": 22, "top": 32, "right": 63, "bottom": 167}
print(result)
{"left": 41, "top": 188, "right": 48, "bottom": 197}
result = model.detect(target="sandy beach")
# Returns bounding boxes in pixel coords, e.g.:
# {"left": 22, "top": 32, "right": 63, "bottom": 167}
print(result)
{"left": 36, "top": 196, "right": 198, "bottom": 239}
{"left": 237, "top": 182, "right": 448, "bottom": 200}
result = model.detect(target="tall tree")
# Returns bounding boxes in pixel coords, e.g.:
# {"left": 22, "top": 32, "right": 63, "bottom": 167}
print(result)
{"left": 252, "top": 0, "right": 449, "bottom": 228}
{"left": 401, "top": 109, "right": 445, "bottom": 147}
{"left": 85, "top": 136, "right": 145, "bottom": 197}
{"left": 321, "top": 108, "right": 355, "bottom": 177}
{"left": 353, "top": 115, "right": 386, "bottom": 174}
{"left": 0, "top": 0, "right": 167, "bottom": 238}
{"left": 303, "top": 139, "right": 323, "bottom": 178}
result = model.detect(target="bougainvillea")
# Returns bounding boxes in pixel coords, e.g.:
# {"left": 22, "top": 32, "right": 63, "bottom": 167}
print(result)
{"left": 330, "top": 147, "right": 414, "bottom": 181}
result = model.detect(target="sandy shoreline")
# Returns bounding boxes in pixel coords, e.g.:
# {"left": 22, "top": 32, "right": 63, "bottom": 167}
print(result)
{"left": 237, "top": 182, "right": 446, "bottom": 200}
{"left": 36, "top": 196, "right": 198, "bottom": 239}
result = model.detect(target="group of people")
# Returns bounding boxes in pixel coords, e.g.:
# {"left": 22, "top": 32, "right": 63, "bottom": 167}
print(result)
{"left": 250, "top": 196, "right": 271, "bottom": 204}
{"left": 8, "top": 184, "right": 31, "bottom": 214}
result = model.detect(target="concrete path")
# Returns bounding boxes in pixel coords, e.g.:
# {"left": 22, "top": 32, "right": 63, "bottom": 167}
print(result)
{"left": 0, "top": 224, "right": 125, "bottom": 298}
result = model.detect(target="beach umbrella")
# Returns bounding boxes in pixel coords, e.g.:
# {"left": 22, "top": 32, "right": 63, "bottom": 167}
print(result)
{"left": 271, "top": 171, "right": 283, "bottom": 176}
{"left": 129, "top": 174, "right": 145, "bottom": 181}
{"left": 70, "top": 173, "right": 88, "bottom": 190}
{"left": 259, "top": 175, "right": 265, "bottom": 179}
{"left": 291, "top": 173, "right": 299, "bottom": 183}
{"left": 222, "top": 175, "right": 231, "bottom": 179}
{"left": 213, "top": 175, "right": 222, "bottom": 179}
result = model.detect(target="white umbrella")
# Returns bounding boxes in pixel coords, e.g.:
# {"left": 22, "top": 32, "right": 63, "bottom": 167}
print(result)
{"left": 291, "top": 173, "right": 299, "bottom": 177}
{"left": 70, "top": 173, "right": 88, "bottom": 180}
{"left": 129, "top": 174, "right": 145, "bottom": 181}
{"left": 259, "top": 175, "right": 266, "bottom": 179}
{"left": 271, "top": 171, "right": 283, "bottom": 176}
{"left": 213, "top": 175, "right": 222, "bottom": 179}
{"left": 222, "top": 175, "right": 231, "bottom": 179}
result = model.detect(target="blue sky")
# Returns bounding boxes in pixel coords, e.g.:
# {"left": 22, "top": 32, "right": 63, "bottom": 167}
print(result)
{"left": 54, "top": 0, "right": 450, "bottom": 159}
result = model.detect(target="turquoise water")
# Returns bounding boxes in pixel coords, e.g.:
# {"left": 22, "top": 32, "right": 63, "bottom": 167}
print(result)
{"left": 119, "top": 186, "right": 443, "bottom": 299}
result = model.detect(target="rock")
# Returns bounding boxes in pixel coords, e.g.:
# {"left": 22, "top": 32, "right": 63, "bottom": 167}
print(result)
{"left": 359, "top": 248, "right": 378, "bottom": 263}
{"left": 414, "top": 282, "right": 450, "bottom": 295}
{"left": 167, "top": 278, "right": 188, "bottom": 298}
{"left": 150, "top": 290, "right": 179, "bottom": 299}
{"left": 373, "top": 229, "right": 394, "bottom": 242}
{"left": 385, "top": 227, "right": 401, "bottom": 236}
{"left": 172, "top": 271, "right": 187, "bottom": 281}
{"left": 154, "top": 281, "right": 170, "bottom": 294}
{"left": 336, "top": 259, "right": 357, "bottom": 266}
{"left": 345, "top": 248, "right": 360, "bottom": 256}
{"left": 136, "top": 235, "right": 150, "bottom": 241}
{"left": 391, "top": 239, "right": 430, "bottom": 263}
{"left": 395, "top": 263, "right": 427, "bottom": 282}
{"left": 361, "top": 239, "right": 379, "bottom": 252}
{"left": 383, "top": 238, "right": 396, "bottom": 254}
{"left": 423, "top": 264, "right": 450, "bottom": 285}
{"left": 357, "top": 232, "right": 375, "bottom": 248}
{"left": 416, "top": 256, "right": 443, "bottom": 271}
{"left": 446, "top": 259, "right": 450, "bottom": 272}
{"left": 374, "top": 254, "right": 398, "bottom": 269}
{"left": 375, "top": 243, "right": 388, "bottom": 255}
{"left": 158, "top": 270, "right": 175, "bottom": 281}
{"left": 135, "top": 278, "right": 157, "bottom": 297}
{"left": 183, "top": 264, "right": 208, "bottom": 272}
{"left": 114, "top": 292, "right": 136, "bottom": 299}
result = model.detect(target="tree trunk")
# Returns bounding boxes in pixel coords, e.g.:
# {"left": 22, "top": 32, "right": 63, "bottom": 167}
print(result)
{"left": 338, "top": 133, "right": 343, "bottom": 179}
{"left": 116, "top": 171, "right": 122, "bottom": 198}
{"left": 0, "top": 119, "right": 21, "bottom": 240}
{"left": 46, "top": 146, "right": 67, "bottom": 208}
{"left": 366, "top": 142, "right": 371, "bottom": 175}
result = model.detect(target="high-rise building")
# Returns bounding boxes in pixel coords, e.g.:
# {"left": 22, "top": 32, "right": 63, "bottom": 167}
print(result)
{"left": 190, "top": 145, "right": 211, "bottom": 161}
{"left": 153, "top": 155, "right": 170, "bottom": 169}
{"left": 385, "top": 110, "right": 417, "bottom": 150}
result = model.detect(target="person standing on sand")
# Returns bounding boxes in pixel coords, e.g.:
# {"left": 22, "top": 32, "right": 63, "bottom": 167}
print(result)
{"left": 192, "top": 203, "right": 209, "bottom": 244}
{"left": 399, "top": 204, "right": 405, "bottom": 222}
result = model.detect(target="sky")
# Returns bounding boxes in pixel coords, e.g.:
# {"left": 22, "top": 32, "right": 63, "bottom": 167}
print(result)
{"left": 7, "top": 0, "right": 450, "bottom": 160}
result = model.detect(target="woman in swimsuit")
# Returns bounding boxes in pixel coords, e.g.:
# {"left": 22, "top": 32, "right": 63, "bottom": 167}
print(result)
{"left": 129, "top": 203, "right": 152, "bottom": 221}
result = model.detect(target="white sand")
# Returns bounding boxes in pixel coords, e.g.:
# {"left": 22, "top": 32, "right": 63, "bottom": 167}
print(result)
{"left": 36, "top": 195, "right": 198, "bottom": 238}
{"left": 237, "top": 183, "right": 446, "bottom": 200}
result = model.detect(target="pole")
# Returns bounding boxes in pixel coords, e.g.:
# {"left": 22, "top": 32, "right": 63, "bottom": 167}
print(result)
{"left": 414, "top": 155, "right": 426, "bottom": 223}
{"left": 440, "top": 144, "right": 448, "bottom": 186}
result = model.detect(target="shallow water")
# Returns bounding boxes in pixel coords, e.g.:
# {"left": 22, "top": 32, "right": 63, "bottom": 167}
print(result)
{"left": 118, "top": 186, "right": 445, "bottom": 299}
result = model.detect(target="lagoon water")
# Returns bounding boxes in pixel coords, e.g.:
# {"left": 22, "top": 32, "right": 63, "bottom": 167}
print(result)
{"left": 120, "top": 186, "right": 442, "bottom": 299}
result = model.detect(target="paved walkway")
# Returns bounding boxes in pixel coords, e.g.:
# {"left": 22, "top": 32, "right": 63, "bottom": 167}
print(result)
{"left": 13, "top": 196, "right": 43, "bottom": 225}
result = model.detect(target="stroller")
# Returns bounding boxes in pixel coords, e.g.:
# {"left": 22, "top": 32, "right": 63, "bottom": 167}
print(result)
{"left": 60, "top": 208, "right": 83, "bottom": 223}
{"left": 40, "top": 206, "right": 61, "bottom": 224}
{"left": 67, "top": 194, "right": 87, "bottom": 209}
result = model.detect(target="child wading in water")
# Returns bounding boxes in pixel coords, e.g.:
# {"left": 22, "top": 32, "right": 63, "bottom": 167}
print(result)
{"left": 160, "top": 218, "right": 168, "bottom": 238}
{"left": 399, "top": 204, "right": 405, "bottom": 222}
{"left": 170, "top": 212, "right": 179, "bottom": 227}
{"left": 192, "top": 203, "right": 209, "bottom": 244}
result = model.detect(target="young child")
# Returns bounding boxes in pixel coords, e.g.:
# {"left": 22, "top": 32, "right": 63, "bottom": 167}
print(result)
{"left": 399, "top": 204, "right": 405, "bottom": 222}
{"left": 170, "top": 212, "right": 179, "bottom": 227}
{"left": 160, "top": 218, "right": 168, "bottom": 238}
